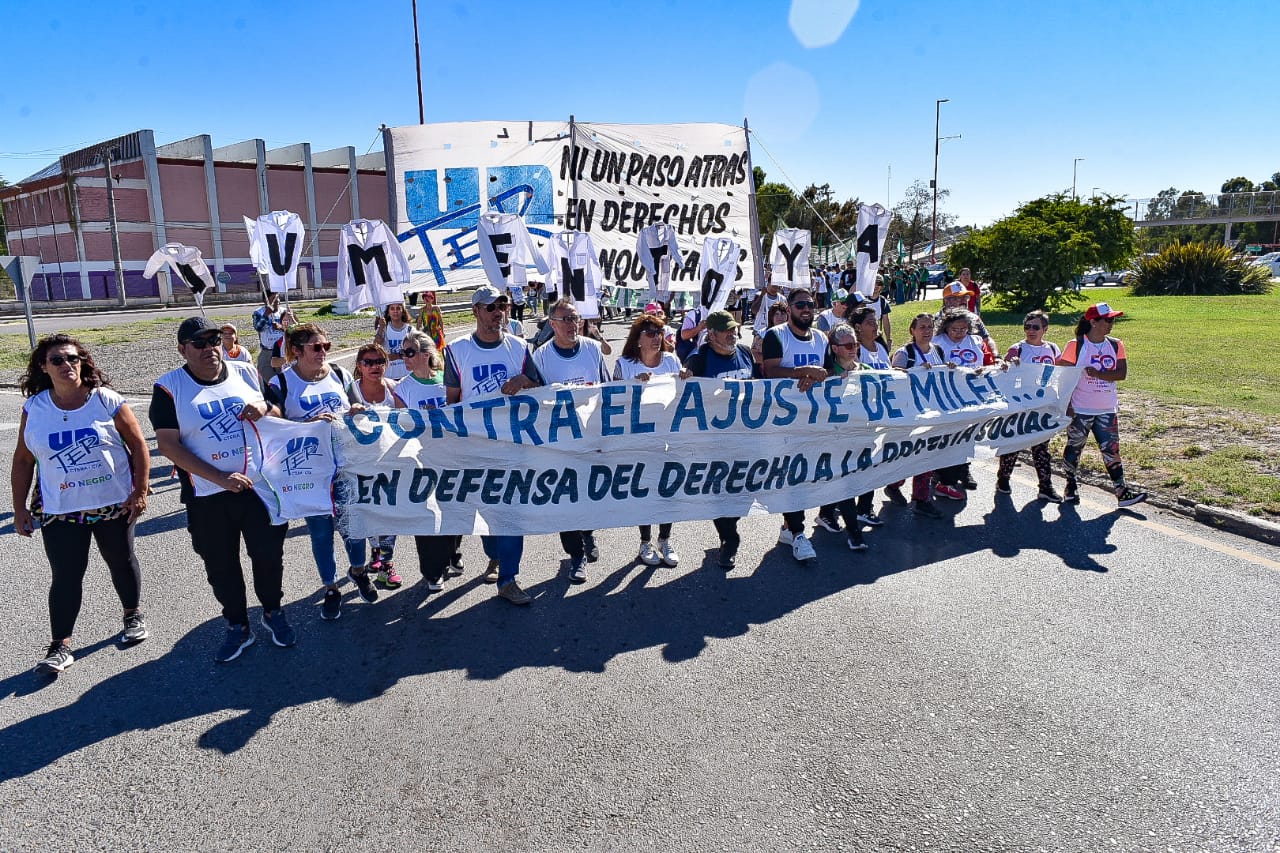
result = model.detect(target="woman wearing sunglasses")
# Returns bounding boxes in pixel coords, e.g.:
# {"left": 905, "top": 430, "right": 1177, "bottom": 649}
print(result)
{"left": 814, "top": 323, "right": 871, "bottom": 552}
{"left": 347, "top": 343, "right": 403, "bottom": 589}
{"left": 1056, "top": 303, "right": 1146, "bottom": 508}
{"left": 12, "top": 335, "right": 151, "bottom": 675}
{"left": 613, "top": 313, "right": 690, "bottom": 567}
{"left": 995, "top": 310, "right": 1062, "bottom": 502}
{"left": 886, "top": 313, "right": 947, "bottom": 518}
{"left": 266, "top": 324, "right": 378, "bottom": 621}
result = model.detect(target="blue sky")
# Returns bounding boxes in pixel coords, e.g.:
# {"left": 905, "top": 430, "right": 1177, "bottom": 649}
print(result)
{"left": 3, "top": 0, "right": 1276, "bottom": 225}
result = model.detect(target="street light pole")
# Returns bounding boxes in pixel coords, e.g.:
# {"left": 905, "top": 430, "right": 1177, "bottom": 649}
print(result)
{"left": 1072, "top": 157, "right": 1084, "bottom": 201}
{"left": 931, "top": 98, "right": 949, "bottom": 263}
{"left": 412, "top": 0, "right": 425, "bottom": 123}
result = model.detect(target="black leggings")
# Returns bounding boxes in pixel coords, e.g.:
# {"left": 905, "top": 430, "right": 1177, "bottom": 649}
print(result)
{"left": 638, "top": 523, "right": 673, "bottom": 541}
{"left": 713, "top": 516, "right": 740, "bottom": 545}
{"left": 559, "top": 530, "right": 596, "bottom": 559}
{"left": 187, "top": 490, "right": 287, "bottom": 627}
{"left": 43, "top": 515, "right": 141, "bottom": 642}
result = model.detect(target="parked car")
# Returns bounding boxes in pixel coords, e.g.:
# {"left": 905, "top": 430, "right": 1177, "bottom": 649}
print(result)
{"left": 1081, "top": 268, "right": 1132, "bottom": 286}
{"left": 925, "top": 263, "right": 950, "bottom": 285}
{"left": 1252, "top": 253, "right": 1280, "bottom": 276}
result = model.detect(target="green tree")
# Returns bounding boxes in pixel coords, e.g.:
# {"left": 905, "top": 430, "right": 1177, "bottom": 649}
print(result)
{"left": 888, "top": 179, "right": 952, "bottom": 257}
{"left": 947, "top": 193, "right": 1136, "bottom": 313}
{"left": 1221, "top": 176, "right": 1255, "bottom": 194}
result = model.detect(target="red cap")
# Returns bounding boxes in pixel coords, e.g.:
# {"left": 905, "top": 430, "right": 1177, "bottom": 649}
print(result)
{"left": 1084, "top": 302, "right": 1124, "bottom": 321}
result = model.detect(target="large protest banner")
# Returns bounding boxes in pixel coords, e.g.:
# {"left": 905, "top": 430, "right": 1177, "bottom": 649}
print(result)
{"left": 383, "top": 121, "right": 759, "bottom": 294}
{"left": 335, "top": 364, "right": 1080, "bottom": 538}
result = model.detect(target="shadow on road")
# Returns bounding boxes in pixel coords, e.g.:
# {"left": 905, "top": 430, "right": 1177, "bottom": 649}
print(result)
{"left": 0, "top": 496, "right": 1127, "bottom": 781}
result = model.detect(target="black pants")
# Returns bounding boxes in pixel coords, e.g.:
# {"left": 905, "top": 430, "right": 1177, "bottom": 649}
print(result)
{"left": 820, "top": 493, "right": 871, "bottom": 525}
{"left": 559, "top": 530, "right": 595, "bottom": 559}
{"left": 712, "top": 516, "right": 740, "bottom": 546}
{"left": 511, "top": 303, "right": 526, "bottom": 321}
{"left": 936, "top": 463, "right": 970, "bottom": 486}
{"left": 43, "top": 515, "right": 141, "bottom": 641}
{"left": 414, "top": 534, "right": 454, "bottom": 583}
{"left": 782, "top": 510, "right": 807, "bottom": 535}
{"left": 187, "top": 490, "right": 286, "bottom": 627}
{"left": 638, "top": 523, "right": 673, "bottom": 542}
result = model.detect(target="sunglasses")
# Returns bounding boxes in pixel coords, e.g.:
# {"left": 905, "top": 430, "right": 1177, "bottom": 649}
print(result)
{"left": 640, "top": 328, "right": 664, "bottom": 337}
{"left": 185, "top": 335, "right": 221, "bottom": 350}
{"left": 1097, "top": 317, "right": 1115, "bottom": 323}
{"left": 553, "top": 315, "right": 582, "bottom": 323}
{"left": 791, "top": 301, "right": 816, "bottom": 309}
{"left": 47, "top": 353, "right": 82, "bottom": 366}
{"left": 305, "top": 341, "right": 332, "bottom": 353}
{"left": 401, "top": 348, "right": 420, "bottom": 359}
{"left": 480, "top": 300, "right": 510, "bottom": 313}
{"left": 360, "top": 357, "right": 388, "bottom": 367}
{"left": 831, "top": 341, "right": 856, "bottom": 350}
{"left": 1023, "top": 324, "right": 1044, "bottom": 330}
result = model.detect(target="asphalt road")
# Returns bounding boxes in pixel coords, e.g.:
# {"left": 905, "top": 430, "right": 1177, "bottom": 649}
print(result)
{"left": 0, "top": 332, "right": 1278, "bottom": 851}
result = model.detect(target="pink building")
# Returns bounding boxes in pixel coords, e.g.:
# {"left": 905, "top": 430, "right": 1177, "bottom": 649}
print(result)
{"left": 0, "top": 129, "right": 388, "bottom": 303}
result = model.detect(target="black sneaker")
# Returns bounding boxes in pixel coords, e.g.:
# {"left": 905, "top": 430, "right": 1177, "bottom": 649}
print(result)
{"left": 847, "top": 536, "right": 868, "bottom": 552}
{"left": 1063, "top": 479, "right": 1080, "bottom": 504}
{"left": 584, "top": 534, "right": 600, "bottom": 563}
{"left": 884, "top": 484, "right": 909, "bottom": 506}
{"left": 913, "top": 499, "right": 942, "bottom": 519}
{"left": 569, "top": 557, "right": 588, "bottom": 584}
{"left": 995, "top": 477, "right": 1012, "bottom": 494}
{"left": 445, "top": 556, "right": 464, "bottom": 579}
{"left": 1116, "top": 487, "right": 1148, "bottom": 508}
{"left": 857, "top": 510, "right": 883, "bottom": 528}
{"left": 1038, "top": 486, "right": 1063, "bottom": 503}
{"left": 260, "top": 610, "right": 296, "bottom": 648}
{"left": 815, "top": 514, "right": 842, "bottom": 533}
{"left": 320, "top": 588, "right": 342, "bottom": 621}
{"left": 962, "top": 475, "right": 979, "bottom": 490}
{"left": 121, "top": 612, "right": 149, "bottom": 644}
{"left": 718, "top": 540, "right": 739, "bottom": 571}
{"left": 35, "top": 642, "right": 74, "bottom": 674}
{"left": 347, "top": 568, "right": 379, "bottom": 603}
{"left": 215, "top": 625, "right": 254, "bottom": 663}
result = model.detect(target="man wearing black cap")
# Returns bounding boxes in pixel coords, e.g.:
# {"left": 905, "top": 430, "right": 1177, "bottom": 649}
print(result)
{"left": 761, "top": 287, "right": 829, "bottom": 564}
{"left": 150, "top": 317, "right": 292, "bottom": 663}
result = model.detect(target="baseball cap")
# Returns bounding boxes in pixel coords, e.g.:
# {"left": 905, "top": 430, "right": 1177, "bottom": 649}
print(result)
{"left": 705, "top": 310, "right": 740, "bottom": 332}
{"left": 644, "top": 301, "right": 663, "bottom": 314}
{"left": 219, "top": 322, "right": 237, "bottom": 333}
{"left": 942, "top": 282, "right": 968, "bottom": 298}
{"left": 833, "top": 288, "right": 849, "bottom": 302}
{"left": 1084, "top": 303, "right": 1124, "bottom": 321}
{"left": 177, "top": 316, "right": 217, "bottom": 343}
{"left": 471, "top": 285, "right": 505, "bottom": 306}
{"left": 843, "top": 291, "right": 868, "bottom": 307}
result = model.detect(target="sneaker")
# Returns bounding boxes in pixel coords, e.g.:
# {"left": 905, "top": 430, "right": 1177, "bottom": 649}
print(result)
{"left": 884, "top": 484, "right": 909, "bottom": 506}
{"left": 1116, "top": 487, "right": 1148, "bottom": 508}
{"left": 638, "top": 541, "right": 661, "bottom": 566}
{"left": 913, "top": 499, "right": 942, "bottom": 519}
{"left": 1063, "top": 479, "right": 1080, "bottom": 504}
{"left": 995, "top": 477, "right": 1012, "bottom": 495}
{"left": 791, "top": 534, "right": 817, "bottom": 563}
{"left": 215, "top": 625, "right": 254, "bottom": 663}
{"left": 482, "top": 559, "right": 501, "bottom": 584}
{"left": 963, "top": 474, "right": 979, "bottom": 490}
{"left": 718, "top": 540, "right": 739, "bottom": 570}
{"left": 584, "top": 534, "right": 600, "bottom": 563}
{"left": 777, "top": 526, "right": 794, "bottom": 546}
{"left": 934, "top": 483, "right": 965, "bottom": 501}
{"left": 426, "top": 578, "right": 444, "bottom": 593}
{"left": 857, "top": 510, "right": 883, "bottom": 528}
{"left": 35, "top": 642, "right": 74, "bottom": 674}
{"left": 815, "top": 514, "right": 842, "bottom": 533}
{"left": 497, "top": 580, "right": 532, "bottom": 605}
{"left": 658, "top": 539, "right": 680, "bottom": 567}
{"left": 321, "top": 588, "right": 342, "bottom": 621}
{"left": 847, "top": 536, "right": 869, "bottom": 552}
{"left": 445, "top": 556, "right": 464, "bottom": 579}
{"left": 374, "top": 561, "right": 403, "bottom": 590}
{"left": 1038, "top": 487, "right": 1063, "bottom": 503}
{"left": 260, "top": 610, "right": 296, "bottom": 648}
{"left": 568, "top": 557, "right": 588, "bottom": 584}
{"left": 347, "top": 567, "right": 379, "bottom": 603}
{"left": 121, "top": 612, "right": 149, "bottom": 644}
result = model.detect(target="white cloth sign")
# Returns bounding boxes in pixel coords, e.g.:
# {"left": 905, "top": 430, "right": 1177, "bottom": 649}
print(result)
{"left": 476, "top": 212, "right": 550, "bottom": 290}
{"left": 769, "top": 228, "right": 811, "bottom": 287}
{"left": 334, "top": 364, "right": 1082, "bottom": 537}
{"left": 697, "top": 237, "right": 739, "bottom": 312}
{"left": 246, "top": 211, "right": 305, "bottom": 293}
{"left": 636, "top": 223, "right": 684, "bottom": 303}
{"left": 246, "top": 417, "right": 338, "bottom": 524}
{"left": 854, "top": 203, "right": 891, "bottom": 297}
{"left": 338, "top": 219, "right": 410, "bottom": 311}
{"left": 543, "top": 231, "right": 603, "bottom": 319}
{"left": 386, "top": 121, "right": 757, "bottom": 294}
{"left": 143, "top": 243, "right": 215, "bottom": 304}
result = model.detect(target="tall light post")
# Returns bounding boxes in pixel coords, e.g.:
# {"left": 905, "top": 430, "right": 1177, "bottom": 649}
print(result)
{"left": 931, "top": 98, "right": 949, "bottom": 262}
{"left": 1072, "top": 157, "right": 1084, "bottom": 200}
{"left": 412, "top": 0, "right": 425, "bottom": 123}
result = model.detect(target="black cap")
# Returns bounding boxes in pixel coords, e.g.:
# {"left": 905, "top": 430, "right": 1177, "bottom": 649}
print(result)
{"left": 177, "top": 316, "right": 217, "bottom": 343}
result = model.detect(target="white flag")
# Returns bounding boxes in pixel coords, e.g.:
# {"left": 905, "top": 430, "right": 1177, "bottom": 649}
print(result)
{"left": 854, "top": 204, "right": 891, "bottom": 297}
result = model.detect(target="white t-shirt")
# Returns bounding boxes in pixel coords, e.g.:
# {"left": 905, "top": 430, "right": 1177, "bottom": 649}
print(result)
{"left": 383, "top": 322, "right": 413, "bottom": 381}
{"left": 1007, "top": 340, "right": 1061, "bottom": 365}
{"left": 154, "top": 361, "right": 265, "bottom": 497}
{"left": 393, "top": 374, "right": 448, "bottom": 410}
{"left": 612, "top": 352, "right": 682, "bottom": 381}
{"left": 942, "top": 335, "right": 986, "bottom": 368}
{"left": 753, "top": 290, "right": 787, "bottom": 334}
{"left": 857, "top": 342, "right": 892, "bottom": 370}
{"left": 23, "top": 387, "right": 133, "bottom": 515}
{"left": 1063, "top": 336, "right": 1125, "bottom": 415}
{"left": 531, "top": 337, "right": 610, "bottom": 386}
{"left": 222, "top": 346, "right": 253, "bottom": 364}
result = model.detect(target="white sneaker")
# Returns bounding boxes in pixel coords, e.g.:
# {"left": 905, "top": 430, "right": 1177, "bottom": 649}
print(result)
{"left": 638, "top": 541, "right": 661, "bottom": 566}
{"left": 777, "top": 525, "right": 794, "bottom": 546}
{"left": 791, "top": 534, "right": 817, "bottom": 563}
{"left": 658, "top": 539, "right": 680, "bottom": 567}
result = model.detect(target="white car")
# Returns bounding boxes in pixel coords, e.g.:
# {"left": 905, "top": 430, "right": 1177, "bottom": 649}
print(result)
{"left": 1252, "top": 253, "right": 1280, "bottom": 276}
{"left": 1081, "top": 268, "right": 1131, "bottom": 286}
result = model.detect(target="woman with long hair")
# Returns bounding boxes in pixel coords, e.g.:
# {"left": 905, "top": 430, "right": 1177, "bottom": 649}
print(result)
{"left": 996, "top": 310, "right": 1062, "bottom": 502}
{"left": 613, "top": 314, "right": 689, "bottom": 566}
{"left": 375, "top": 301, "right": 415, "bottom": 381}
{"left": 348, "top": 343, "right": 403, "bottom": 588}
{"left": 11, "top": 335, "right": 151, "bottom": 674}
{"left": 267, "top": 323, "right": 378, "bottom": 621}
{"left": 815, "top": 323, "right": 871, "bottom": 551}
{"left": 887, "top": 313, "right": 947, "bottom": 518}
{"left": 933, "top": 308, "right": 995, "bottom": 499}
{"left": 415, "top": 290, "right": 446, "bottom": 351}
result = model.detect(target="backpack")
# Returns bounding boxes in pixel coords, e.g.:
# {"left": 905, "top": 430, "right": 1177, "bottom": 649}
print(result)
{"left": 272, "top": 363, "right": 351, "bottom": 402}
{"left": 1060, "top": 335, "right": 1117, "bottom": 367}
{"left": 901, "top": 342, "right": 943, "bottom": 368}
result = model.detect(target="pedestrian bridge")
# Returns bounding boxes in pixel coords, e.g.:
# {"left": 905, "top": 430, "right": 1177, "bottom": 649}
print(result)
{"left": 1127, "top": 191, "right": 1280, "bottom": 226}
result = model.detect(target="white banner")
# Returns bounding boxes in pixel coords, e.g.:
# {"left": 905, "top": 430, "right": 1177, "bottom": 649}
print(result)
{"left": 386, "top": 121, "right": 757, "bottom": 294}
{"left": 334, "top": 364, "right": 1081, "bottom": 538}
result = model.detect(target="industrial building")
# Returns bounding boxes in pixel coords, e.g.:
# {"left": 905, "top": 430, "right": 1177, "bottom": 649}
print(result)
{"left": 0, "top": 129, "right": 387, "bottom": 303}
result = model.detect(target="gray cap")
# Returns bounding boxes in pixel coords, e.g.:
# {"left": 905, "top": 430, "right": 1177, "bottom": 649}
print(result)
{"left": 471, "top": 285, "right": 505, "bottom": 306}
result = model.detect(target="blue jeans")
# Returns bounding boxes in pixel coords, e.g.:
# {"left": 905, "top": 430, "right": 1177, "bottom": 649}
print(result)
{"left": 305, "top": 514, "right": 367, "bottom": 587}
{"left": 481, "top": 535, "right": 523, "bottom": 587}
